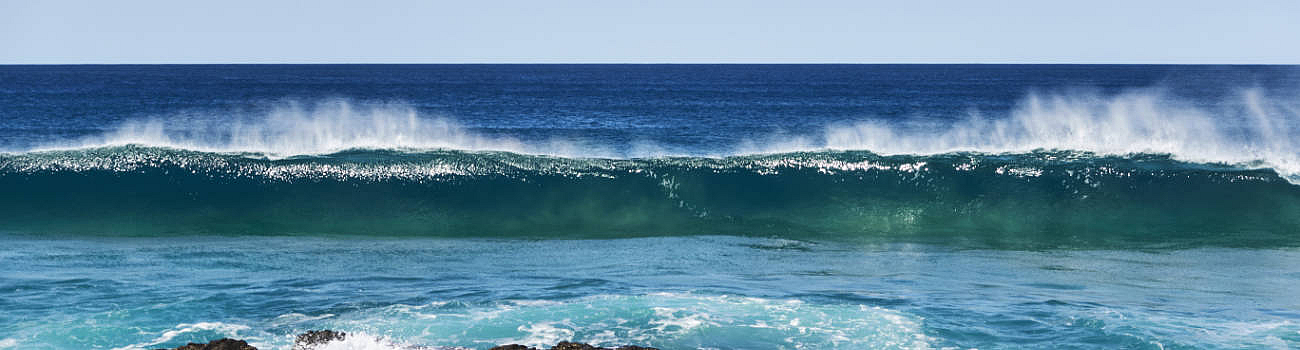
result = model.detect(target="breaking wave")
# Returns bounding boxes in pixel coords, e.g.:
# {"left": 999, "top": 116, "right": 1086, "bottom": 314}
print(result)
{"left": 752, "top": 88, "right": 1300, "bottom": 182}
{"left": 18, "top": 88, "right": 1300, "bottom": 183}
{"left": 2, "top": 147, "right": 1298, "bottom": 247}
{"left": 3, "top": 88, "right": 1298, "bottom": 246}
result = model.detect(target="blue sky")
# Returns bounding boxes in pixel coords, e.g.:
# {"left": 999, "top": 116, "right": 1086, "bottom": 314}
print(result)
{"left": 2, "top": 0, "right": 1298, "bottom": 64}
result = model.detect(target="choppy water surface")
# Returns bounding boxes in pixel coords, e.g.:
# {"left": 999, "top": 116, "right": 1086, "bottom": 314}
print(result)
{"left": 3, "top": 235, "right": 1298, "bottom": 349}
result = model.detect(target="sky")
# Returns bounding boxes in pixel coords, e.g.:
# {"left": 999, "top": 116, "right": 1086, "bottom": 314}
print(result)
{"left": 2, "top": 0, "right": 1298, "bottom": 64}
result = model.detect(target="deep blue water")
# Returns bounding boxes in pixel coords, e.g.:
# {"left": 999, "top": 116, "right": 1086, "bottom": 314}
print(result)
{"left": 1, "top": 64, "right": 1299, "bottom": 349}
{"left": 3, "top": 64, "right": 1297, "bottom": 153}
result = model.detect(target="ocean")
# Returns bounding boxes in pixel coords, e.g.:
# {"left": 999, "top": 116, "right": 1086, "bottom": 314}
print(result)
{"left": 1, "top": 64, "right": 1298, "bottom": 349}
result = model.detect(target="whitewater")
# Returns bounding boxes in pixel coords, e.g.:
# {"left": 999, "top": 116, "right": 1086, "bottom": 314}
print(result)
{"left": 17, "top": 87, "right": 1300, "bottom": 182}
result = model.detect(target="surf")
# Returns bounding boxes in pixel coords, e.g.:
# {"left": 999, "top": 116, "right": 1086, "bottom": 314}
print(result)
{"left": 4, "top": 87, "right": 1299, "bottom": 246}
{"left": 16, "top": 88, "right": 1300, "bottom": 182}
{"left": 2, "top": 146, "right": 1297, "bottom": 247}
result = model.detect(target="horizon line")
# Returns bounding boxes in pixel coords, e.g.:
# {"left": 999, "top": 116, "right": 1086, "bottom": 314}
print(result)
{"left": 2, "top": 62, "right": 1298, "bottom": 66}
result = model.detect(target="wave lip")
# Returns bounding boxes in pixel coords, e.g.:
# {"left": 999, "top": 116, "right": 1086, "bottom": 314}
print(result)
{"left": 809, "top": 89, "right": 1300, "bottom": 182}
{"left": 24, "top": 100, "right": 612, "bottom": 159}
{"left": 18, "top": 89, "right": 1300, "bottom": 183}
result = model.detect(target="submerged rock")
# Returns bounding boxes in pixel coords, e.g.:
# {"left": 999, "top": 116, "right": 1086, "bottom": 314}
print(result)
{"left": 154, "top": 338, "right": 256, "bottom": 350}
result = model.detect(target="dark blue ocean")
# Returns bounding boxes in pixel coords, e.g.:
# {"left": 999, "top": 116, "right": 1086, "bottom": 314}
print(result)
{"left": 2, "top": 64, "right": 1299, "bottom": 349}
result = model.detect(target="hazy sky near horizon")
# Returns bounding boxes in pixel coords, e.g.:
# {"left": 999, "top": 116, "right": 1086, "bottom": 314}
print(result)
{"left": 3, "top": 0, "right": 1298, "bottom": 64}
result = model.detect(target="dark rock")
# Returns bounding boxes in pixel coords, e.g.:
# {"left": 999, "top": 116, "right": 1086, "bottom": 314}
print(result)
{"left": 294, "top": 330, "right": 347, "bottom": 349}
{"left": 551, "top": 342, "right": 601, "bottom": 350}
{"left": 153, "top": 338, "right": 256, "bottom": 350}
{"left": 489, "top": 345, "right": 536, "bottom": 350}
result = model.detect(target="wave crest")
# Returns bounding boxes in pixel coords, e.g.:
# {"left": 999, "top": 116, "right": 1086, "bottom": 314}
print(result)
{"left": 38, "top": 100, "right": 605, "bottom": 158}
{"left": 18, "top": 88, "right": 1300, "bottom": 180}
{"left": 805, "top": 89, "right": 1299, "bottom": 180}
{"left": 2, "top": 148, "right": 1297, "bottom": 246}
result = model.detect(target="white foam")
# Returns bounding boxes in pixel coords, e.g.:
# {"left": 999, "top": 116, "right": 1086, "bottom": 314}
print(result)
{"left": 308, "top": 333, "right": 410, "bottom": 350}
{"left": 26, "top": 88, "right": 1298, "bottom": 180}
{"left": 515, "top": 321, "right": 577, "bottom": 348}
{"left": 812, "top": 88, "right": 1300, "bottom": 181}
{"left": 110, "top": 322, "right": 252, "bottom": 350}
{"left": 288, "top": 292, "right": 934, "bottom": 349}
{"left": 649, "top": 307, "right": 711, "bottom": 333}
{"left": 32, "top": 100, "right": 618, "bottom": 159}
{"left": 269, "top": 313, "right": 336, "bottom": 327}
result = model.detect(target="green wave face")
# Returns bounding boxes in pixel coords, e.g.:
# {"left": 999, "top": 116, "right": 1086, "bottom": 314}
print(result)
{"left": 2, "top": 146, "right": 1298, "bottom": 248}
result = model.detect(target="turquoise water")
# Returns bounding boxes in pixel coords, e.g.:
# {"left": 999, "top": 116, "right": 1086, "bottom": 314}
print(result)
{"left": 3, "top": 235, "right": 1298, "bottom": 349}
{"left": 3, "top": 148, "right": 1298, "bottom": 248}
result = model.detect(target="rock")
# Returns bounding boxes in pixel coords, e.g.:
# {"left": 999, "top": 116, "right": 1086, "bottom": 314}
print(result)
{"left": 153, "top": 338, "right": 256, "bottom": 350}
{"left": 489, "top": 345, "right": 535, "bottom": 350}
{"left": 551, "top": 342, "right": 601, "bottom": 350}
{"left": 294, "top": 330, "right": 347, "bottom": 349}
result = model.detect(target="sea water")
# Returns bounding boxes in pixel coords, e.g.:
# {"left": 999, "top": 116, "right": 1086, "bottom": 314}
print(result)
{"left": 1, "top": 64, "right": 1298, "bottom": 349}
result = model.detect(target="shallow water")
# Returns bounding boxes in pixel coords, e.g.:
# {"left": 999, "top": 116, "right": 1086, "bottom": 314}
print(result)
{"left": 2, "top": 235, "right": 1297, "bottom": 349}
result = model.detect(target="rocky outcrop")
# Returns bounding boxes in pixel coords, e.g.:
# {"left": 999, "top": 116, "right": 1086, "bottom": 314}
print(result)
{"left": 153, "top": 338, "right": 256, "bottom": 350}
{"left": 152, "top": 331, "right": 657, "bottom": 350}
{"left": 293, "top": 330, "right": 346, "bottom": 350}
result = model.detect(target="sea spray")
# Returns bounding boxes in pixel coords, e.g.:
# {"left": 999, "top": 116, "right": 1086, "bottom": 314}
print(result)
{"left": 817, "top": 88, "right": 1300, "bottom": 181}
{"left": 21, "top": 88, "right": 1300, "bottom": 180}
{"left": 33, "top": 101, "right": 600, "bottom": 158}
